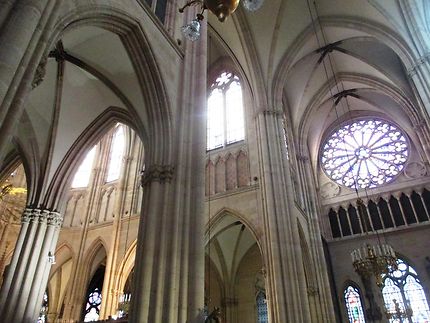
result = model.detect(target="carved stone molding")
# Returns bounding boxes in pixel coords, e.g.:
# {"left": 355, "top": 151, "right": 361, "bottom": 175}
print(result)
{"left": 47, "top": 211, "right": 63, "bottom": 227}
{"left": 21, "top": 207, "right": 63, "bottom": 227}
{"left": 255, "top": 108, "right": 283, "bottom": 118}
{"left": 140, "top": 165, "right": 174, "bottom": 186}
{"left": 320, "top": 182, "right": 341, "bottom": 199}
{"left": 404, "top": 161, "right": 427, "bottom": 179}
{"left": 407, "top": 52, "right": 430, "bottom": 77}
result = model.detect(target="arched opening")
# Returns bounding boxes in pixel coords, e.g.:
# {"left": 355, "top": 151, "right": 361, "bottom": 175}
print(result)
{"left": 205, "top": 213, "right": 263, "bottom": 323}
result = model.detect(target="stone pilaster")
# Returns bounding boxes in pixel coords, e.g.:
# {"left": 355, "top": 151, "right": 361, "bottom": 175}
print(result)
{"left": 0, "top": 207, "right": 63, "bottom": 322}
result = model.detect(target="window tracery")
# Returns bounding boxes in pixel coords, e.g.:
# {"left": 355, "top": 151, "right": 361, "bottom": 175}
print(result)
{"left": 207, "top": 72, "right": 245, "bottom": 150}
{"left": 344, "top": 285, "right": 366, "bottom": 323}
{"left": 321, "top": 119, "right": 408, "bottom": 189}
{"left": 382, "top": 258, "right": 430, "bottom": 322}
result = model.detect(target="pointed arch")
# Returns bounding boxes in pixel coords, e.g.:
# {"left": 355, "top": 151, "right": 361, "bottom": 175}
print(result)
{"left": 115, "top": 240, "right": 137, "bottom": 295}
{"left": 48, "top": 5, "right": 172, "bottom": 164}
{"left": 272, "top": 15, "right": 418, "bottom": 110}
{"left": 43, "top": 107, "right": 140, "bottom": 211}
{"left": 297, "top": 222, "right": 315, "bottom": 290}
{"left": 206, "top": 207, "right": 262, "bottom": 251}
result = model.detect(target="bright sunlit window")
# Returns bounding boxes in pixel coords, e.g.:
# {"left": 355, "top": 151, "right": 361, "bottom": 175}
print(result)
{"left": 106, "top": 125, "right": 125, "bottom": 182}
{"left": 71, "top": 146, "right": 96, "bottom": 188}
{"left": 207, "top": 72, "right": 245, "bottom": 150}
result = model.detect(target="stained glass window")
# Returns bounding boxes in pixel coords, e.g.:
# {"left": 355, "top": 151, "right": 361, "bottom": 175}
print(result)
{"left": 207, "top": 72, "right": 245, "bottom": 150}
{"left": 321, "top": 119, "right": 408, "bottom": 189}
{"left": 72, "top": 146, "right": 96, "bottom": 188}
{"left": 256, "top": 291, "right": 268, "bottom": 323}
{"left": 106, "top": 125, "right": 125, "bottom": 182}
{"left": 37, "top": 290, "right": 48, "bottom": 323}
{"left": 82, "top": 266, "right": 105, "bottom": 322}
{"left": 84, "top": 288, "right": 102, "bottom": 322}
{"left": 344, "top": 285, "right": 366, "bottom": 323}
{"left": 382, "top": 258, "right": 430, "bottom": 323}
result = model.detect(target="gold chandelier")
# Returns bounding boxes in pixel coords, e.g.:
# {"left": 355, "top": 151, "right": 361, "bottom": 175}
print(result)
{"left": 351, "top": 243, "right": 397, "bottom": 287}
{"left": 350, "top": 198, "right": 397, "bottom": 287}
{"left": 179, "top": 0, "right": 264, "bottom": 41}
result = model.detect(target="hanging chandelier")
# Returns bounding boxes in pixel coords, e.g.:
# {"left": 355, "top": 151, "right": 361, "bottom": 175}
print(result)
{"left": 350, "top": 198, "right": 397, "bottom": 287}
{"left": 179, "top": 0, "right": 264, "bottom": 41}
{"left": 351, "top": 242, "right": 397, "bottom": 287}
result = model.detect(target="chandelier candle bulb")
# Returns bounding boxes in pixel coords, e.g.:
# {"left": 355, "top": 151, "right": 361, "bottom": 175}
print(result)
{"left": 352, "top": 243, "right": 397, "bottom": 286}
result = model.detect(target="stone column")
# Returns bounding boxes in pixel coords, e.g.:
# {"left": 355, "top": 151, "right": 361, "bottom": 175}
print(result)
{"left": 130, "top": 8, "right": 206, "bottom": 322}
{"left": 255, "top": 109, "right": 310, "bottom": 322}
{"left": 0, "top": 0, "right": 60, "bottom": 161}
{"left": 0, "top": 207, "right": 63, "bottom": 322}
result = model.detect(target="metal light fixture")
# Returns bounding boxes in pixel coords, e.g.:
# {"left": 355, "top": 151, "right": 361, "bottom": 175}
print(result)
{"left": 351, "top": 243, "right": 397, "bottom": 287}
{"left": 179, "top": 0, "right": 264, "bottom": 41}
{"left": 350, "top": 198, "right": 398, "bottom": 287}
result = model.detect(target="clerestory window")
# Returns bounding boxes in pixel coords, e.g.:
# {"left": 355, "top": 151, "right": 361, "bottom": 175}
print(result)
{"left": 106, "top": 125, "right": 125, "bottom": 182}
{"left": 207, "top": 72, "right": 245, "bottom": 150}
{"left": 71, "top": 146, "right": 97, "bottom": 188}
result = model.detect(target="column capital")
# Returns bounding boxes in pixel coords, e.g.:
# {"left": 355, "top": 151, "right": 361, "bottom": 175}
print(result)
{"left": 140, "top": 165, "right": 174, "bottom": 187}
{"left": 21, "top": 207, "right": 62, "bottom": 227}
{"left": 255, "top": 108, "right": 283, "bottom": 118}
{"left": 47, "top": 211, "right": 63, "bottom": 227}
{"left": 407, "top": 52, "right": 430, "bottom": 77}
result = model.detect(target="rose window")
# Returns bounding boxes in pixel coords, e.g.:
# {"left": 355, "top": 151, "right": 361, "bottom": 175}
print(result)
{"left": 321, "top": 119, "right": 409, "bottom": 189}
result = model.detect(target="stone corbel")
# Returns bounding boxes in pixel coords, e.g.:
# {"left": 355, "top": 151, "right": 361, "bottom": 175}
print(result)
{"left": 140, "top": 165, "right": 174, "bottom": 187}
{"left": 31, "top": 55, "right": 48, "bottom": 89}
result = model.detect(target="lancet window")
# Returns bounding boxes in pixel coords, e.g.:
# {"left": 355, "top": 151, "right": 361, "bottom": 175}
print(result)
{"left": 106, "top": 124, "right": 125, "bottom": 182}
{"left": 207, "top": 71, "right": 245, "bottom": 150}
{"left": 344, "top": 285, "right": 366, "bottom": 323}
{"left": 256, "top": 291, "right": 268, "bottom": 323}
{"left": 71, "top": 146, "right": 97, "bottom": 188}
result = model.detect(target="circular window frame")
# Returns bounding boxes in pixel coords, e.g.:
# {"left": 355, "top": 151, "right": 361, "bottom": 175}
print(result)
{"left": 319, "top": 117, "right": 410, "bottom": 190}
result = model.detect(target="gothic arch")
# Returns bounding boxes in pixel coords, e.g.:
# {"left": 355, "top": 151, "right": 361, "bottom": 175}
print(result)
{"left": 48, "top": 5, "right": 172, "bottom": 162}
{"left": 272, "top": 15, "right": 418, "bottom": 110}
{"left": 206, "top": 207, "right": 262, "bottom": 251}
{"left": 43, "top": 107, "right": 139, "bottom": 212}
{"left": 116, "top": 239, "right": 137, "bottom": 295}
{"left": 80, "top": 238, "right": 108, "bottom": 300}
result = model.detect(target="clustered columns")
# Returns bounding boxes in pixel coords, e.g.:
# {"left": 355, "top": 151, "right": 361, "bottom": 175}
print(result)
{"left": 0, "top": 207, "right": 63, "bottom": 322}
{"left": 129, "top": 164, "right": 177, "bottom": 322}
{"left": 255, "top": 109, "right": 312, "bottom": 322}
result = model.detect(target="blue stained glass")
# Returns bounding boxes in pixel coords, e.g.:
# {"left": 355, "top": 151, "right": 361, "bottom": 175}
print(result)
{"left": 344, "top": 285, "right": 366, "bottom": 323}
{"left": 321, "top": 119, "right": 408, "bottom": 189}
{"left": 257, "top": 291, "right": 268, "bottom": 323}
